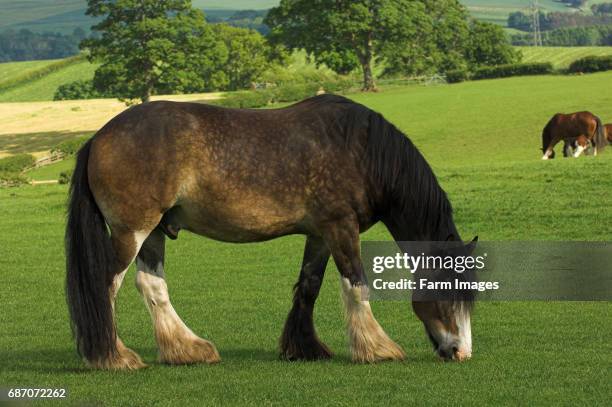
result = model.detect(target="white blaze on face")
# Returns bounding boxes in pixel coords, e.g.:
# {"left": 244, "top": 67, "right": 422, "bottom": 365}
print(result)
{"left": 426, "top": 307, "right": 472, "bottom": 362}
{"left": 454, "top": 309, "right": 472, "bottom": 361}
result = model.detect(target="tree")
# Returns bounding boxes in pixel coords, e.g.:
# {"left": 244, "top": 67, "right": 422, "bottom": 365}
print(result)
{"left": 82, "top": 0, "right": 227, "bottom": 102}
{"left": 265, "top": 0, "right": 422, "bottom": 91}
{"left": 381, "top": 0, "right": 471, "bottom": 77}
{"left": 212, "top": 24, "right": 286, "bottom": 90}
{"left": 465, "top": 21, "right": 520, "bottom": 69}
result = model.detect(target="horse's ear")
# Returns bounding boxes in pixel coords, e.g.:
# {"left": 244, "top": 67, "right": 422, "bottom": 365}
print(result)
{"left": 465, "top": 236, "right": 478, "bottom": 255}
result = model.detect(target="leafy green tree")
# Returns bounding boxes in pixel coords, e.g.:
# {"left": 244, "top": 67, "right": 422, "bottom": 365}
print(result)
{"left": 465, "top": 21, "right": 521, "bottom": 69}
{"left": 266, "top": 0, "right": 422, "bottom": 91}
{"left": 82, "top": 0, "right": 227, "bottom": 102}
{"left": 212, "top": 24, "right": 287, "bottom": 90}
{"left": 381, "top": 0, "right": 470, "bottom": 77}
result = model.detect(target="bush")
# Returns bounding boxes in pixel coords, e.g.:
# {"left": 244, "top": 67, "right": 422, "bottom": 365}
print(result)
{"left": 58, "top": 170, "right": 74, "bottom": 185}
{"left": 471, "top": 62, "right": 553, "bottom": 80}
{"left": 446, "top": 69, "right": 470, "bottom": 84}
{"left": 0, "top": 171, "right": 29, "bottom": 187}
{"left": 213, "top": 89, "right": 274, "bottom": 108}
{"left": 52, "top": 136, "right": 90, "bottom": 156}
{"left": 54, "top": 79, "right": 105, "bottom": 101}
{"left": 212, "top": 78, "right": 354, "bottom": 109}
{"left": 568, "top": 55, "right": 612, "bottom": 74}
{"left": 271, "top": 83, "right": 320, "bottom": 103}
{"left": 0, "top": 154, "right": 35, "bottom": 173}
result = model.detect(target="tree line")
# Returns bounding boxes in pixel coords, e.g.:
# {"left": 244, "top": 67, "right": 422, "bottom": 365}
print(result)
{"left": 0, "top": 28, "right": 86, "bottom": 62}
{"left": 508, "top": 10, "right": 612, "bottom": 32}
{"left": 511, "top": 25, "right": 612, "bottom": 46}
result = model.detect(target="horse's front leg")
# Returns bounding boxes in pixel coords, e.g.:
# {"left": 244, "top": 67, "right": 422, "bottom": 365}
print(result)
{"left": 573, "top": 135, "right": 589, "bottom": 158}
{"left": 280, "top": 236, "right": 332, "bottom": 360}
{"left": 323, "top": 218, "right": 406, "bottom": 363}
{"left": 135, "top": 229, "right": 220, "bottom": 365}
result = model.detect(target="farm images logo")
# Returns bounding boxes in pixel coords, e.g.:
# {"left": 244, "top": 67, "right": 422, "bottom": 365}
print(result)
{"left": 371, "top": 250, "right": 496, "bottom": 292}
{"left": 362, "top": 241, "right": 612, "bottom": 301}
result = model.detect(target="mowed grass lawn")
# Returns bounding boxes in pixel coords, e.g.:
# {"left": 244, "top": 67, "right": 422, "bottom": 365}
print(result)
{"left": 1, "top": 72, "right": 611, "bottom": 406}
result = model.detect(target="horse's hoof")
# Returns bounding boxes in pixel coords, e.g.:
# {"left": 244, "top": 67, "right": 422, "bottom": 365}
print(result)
{"left": 159, "top": 336, "right": 221, "bottom": 365}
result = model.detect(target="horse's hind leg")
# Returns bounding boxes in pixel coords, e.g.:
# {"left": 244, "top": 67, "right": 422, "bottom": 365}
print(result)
{"left": 94, "top": 228, "right": 148, "bottom": 370}
{"left": 135, "top": 228, "right": 220, "bottom": 365}
{"left": 280, "top": 236, "right": 333, "bottom": 361}
{"left": 323, "top": 219, "right": 405, "bottom": 363}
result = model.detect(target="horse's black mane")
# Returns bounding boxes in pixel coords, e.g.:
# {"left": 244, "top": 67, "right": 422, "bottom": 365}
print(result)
{"left": 304, "top": 94, "right": 454, "bottom": 240}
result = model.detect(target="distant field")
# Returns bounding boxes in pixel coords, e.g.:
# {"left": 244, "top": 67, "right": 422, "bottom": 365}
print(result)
{"left": 0, "top": 0, "right": 279, "bottom": 34}
{"left": 0, "top": 59, "right": 62, "bottom": 82}
{"left": 518, "top": 46, "right": 612, "bottom": 68}
{"left": 464, "top": 0, "right": 610, "bottom": 25}
{"left": 0, "top": 59, "right": 98, "bottom": 102}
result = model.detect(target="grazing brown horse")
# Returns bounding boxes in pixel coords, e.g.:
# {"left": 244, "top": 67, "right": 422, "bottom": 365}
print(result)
{"left": 66, "top": 95, "right": 477, "bottom": 370}
{"left": 606, "top": 124, "right": 612, "bottom": 144}
{"left": 541, "top": 112, "right": 607, "bottom": 159}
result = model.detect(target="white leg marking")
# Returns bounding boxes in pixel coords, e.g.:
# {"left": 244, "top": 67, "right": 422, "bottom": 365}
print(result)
{"left": 340, "top": 277, "right": 405, "bottom": 362}
{"left": 135, "top": 253, "right": 219, "bottom": 364}
{"left": 573, "top": 145, "right": 585, "bottom": 158}
{"left": 541, "top": 149, "right": 553, "bottom": 160}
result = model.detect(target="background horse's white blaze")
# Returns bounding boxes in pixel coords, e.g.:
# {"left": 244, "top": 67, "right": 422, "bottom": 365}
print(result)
{"left": 340, "top": 278, "right": 405, "bottom": 363}
{"left": 135, "top": 259, "right": 220, "bottom": 365}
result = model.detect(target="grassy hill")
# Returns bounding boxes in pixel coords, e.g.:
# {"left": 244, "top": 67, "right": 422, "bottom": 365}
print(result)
{"left": 0, "top": 71, "right": 610, "bottom": 405}
{"left": 0, "top": 57, "right": 97, "bottom": 102}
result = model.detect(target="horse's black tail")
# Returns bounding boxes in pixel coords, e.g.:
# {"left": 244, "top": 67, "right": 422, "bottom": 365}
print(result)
{"left": 594, "top": 116, "right": 607, "bottom": 152}
{"left": 66, "top": 139, "right": 117, "bottom": 363}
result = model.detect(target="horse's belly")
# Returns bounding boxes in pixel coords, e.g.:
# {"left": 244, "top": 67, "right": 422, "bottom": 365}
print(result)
{"left": 172, "top": 194, "right": 307, "bottom": 243}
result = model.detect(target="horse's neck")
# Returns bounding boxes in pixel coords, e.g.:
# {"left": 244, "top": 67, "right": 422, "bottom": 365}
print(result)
{"left": 384, "top": 211, "right": 458, "bottom": 242}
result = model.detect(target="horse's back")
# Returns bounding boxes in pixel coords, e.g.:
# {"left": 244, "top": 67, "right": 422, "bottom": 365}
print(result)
{"left": 86, "top": 98, "right": 370, "bottom": 239}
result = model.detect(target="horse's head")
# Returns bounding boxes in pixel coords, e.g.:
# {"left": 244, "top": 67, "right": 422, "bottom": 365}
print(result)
{"left": 411, "top": 237, "right": 477, "bottom": 362}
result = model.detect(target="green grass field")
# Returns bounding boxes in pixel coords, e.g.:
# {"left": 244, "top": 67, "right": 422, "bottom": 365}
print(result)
{"left": 1, "top": 71, "right": 611, "bottom": 405}
{"left": 0, "top": 59, "right": 98, "bottom": 102}
{"left": 0, "top": 59, "right": 63, "bottom": 82}
{"left": 519, "top": 46, "right": 612, "bottom": 69}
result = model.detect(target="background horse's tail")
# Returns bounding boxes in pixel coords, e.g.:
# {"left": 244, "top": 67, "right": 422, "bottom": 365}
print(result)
{"left": 594, "top": 116, "right": 607, "bottom": 151}
{"left": 541, "top": 117, "right": 555, "bottom": 158}
{"left": 66, "top": 139, "right": 117, "bottom": 363}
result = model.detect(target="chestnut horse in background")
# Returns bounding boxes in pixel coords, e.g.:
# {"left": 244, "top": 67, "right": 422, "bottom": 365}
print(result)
{"left": 65, "top": 95, "right": 477, "bottom": 370}
{"left": 606, "top": 124, "right": 612, "bottom": 144}
{"left": 541, "top": 112, "right": 607, "bottom": 159}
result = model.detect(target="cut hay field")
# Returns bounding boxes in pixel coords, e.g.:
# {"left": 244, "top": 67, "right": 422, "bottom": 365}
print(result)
{"left": 0, "top": 71, "right": 610, "bottom": 405}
